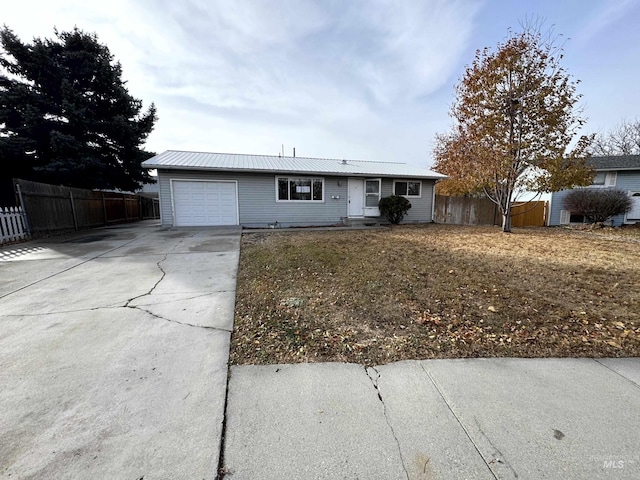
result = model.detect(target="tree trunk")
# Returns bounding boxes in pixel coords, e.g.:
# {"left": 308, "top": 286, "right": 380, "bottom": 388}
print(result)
{"left": 502, "top": 208, "right": 512, "bottom": 232}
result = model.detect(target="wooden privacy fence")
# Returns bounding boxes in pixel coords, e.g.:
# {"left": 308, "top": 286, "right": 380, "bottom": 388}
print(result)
{"left": 511, "top": 201, "right": 548, "bottom": 227}
{"left": 434, "top": 195, "right": 500, "bottom": 225}
{"left": 1, "top": 206, "right": 29, "bottom": 245}
{"left": 434, "top": 195, "right": 548, "bottom": 227}
{"left": 14, "top": 178, "right": 159, "bottom": 237}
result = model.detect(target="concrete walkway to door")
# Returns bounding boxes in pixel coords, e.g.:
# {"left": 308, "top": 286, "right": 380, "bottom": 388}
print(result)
{"left": 0, "top": 221, "right": 240, "bottom": 479}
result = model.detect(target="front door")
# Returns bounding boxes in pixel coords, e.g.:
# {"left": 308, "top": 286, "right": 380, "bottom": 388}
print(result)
{"left": 348, "top": 178, "right": 364, "bottom": 217}
{"left": 348, "top": 178, "right": 381, "bottom": 217}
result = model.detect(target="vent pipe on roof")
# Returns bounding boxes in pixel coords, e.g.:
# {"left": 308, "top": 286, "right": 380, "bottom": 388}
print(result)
{"left": 293, "top": 147, "right": 296, "bottom": 158}
{"left": 341, "top": 159, "right": 347, "bottom": 165}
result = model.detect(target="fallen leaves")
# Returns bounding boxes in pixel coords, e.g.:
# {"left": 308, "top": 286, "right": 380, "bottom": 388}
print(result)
{"left": 231, "top": 225, "right": 640, "bottom": 365}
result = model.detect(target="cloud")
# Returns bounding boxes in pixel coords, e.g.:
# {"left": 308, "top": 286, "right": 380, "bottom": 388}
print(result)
{"left": 114, "top": 0, "right": 481, "bottom": 153}
{"left": 573, "top": 0, "right": 639, "bottom": 47}
{"left": 349, "top": 0, "right": 482, "bottom": 104}
{"left": 1, "top": 0, "right": 483, "bottom": 163}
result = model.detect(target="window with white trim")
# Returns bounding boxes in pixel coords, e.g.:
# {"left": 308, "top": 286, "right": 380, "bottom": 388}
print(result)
{"left": 560, "top": 209, "right": 587, "bottom": 225}
{"left": 591, "top": 171, "right": 617, "bottom": 187}
{"left": 276, "top": 177, "right": 324, "bottom": 202}
{"left": 393, "top": 180, "right": 422, "bottom": 197}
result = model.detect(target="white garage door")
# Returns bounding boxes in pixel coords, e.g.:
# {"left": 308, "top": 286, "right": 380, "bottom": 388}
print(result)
{"left": 172, "top": 180, "right": 238, "bottom": 226}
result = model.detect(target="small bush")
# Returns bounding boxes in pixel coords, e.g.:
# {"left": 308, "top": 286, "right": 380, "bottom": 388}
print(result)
{"left": 563, "top": 189, "right": 632, "bottom": 223}
{"left": 379, "top": 195, "right": 412, "bottom": 224}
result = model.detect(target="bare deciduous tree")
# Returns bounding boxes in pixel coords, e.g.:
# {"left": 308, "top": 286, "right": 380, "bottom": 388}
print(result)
{"left": 592, "top": 119, "right": 640, "bottom": 156}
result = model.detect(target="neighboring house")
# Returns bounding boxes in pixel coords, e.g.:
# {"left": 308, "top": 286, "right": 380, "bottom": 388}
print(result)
{"left": 141, "top": 150, "right": 446, "bottom": 227}
{"left": 548, "top": 155, "right": 640, "bottom": 226}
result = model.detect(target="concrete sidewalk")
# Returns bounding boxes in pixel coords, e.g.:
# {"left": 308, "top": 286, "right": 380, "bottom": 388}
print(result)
{"left": 0, "top": 222, "right": 240, "bottom": 479}
{"left": 222, "top": 358, "right": 640, "bottom": 479}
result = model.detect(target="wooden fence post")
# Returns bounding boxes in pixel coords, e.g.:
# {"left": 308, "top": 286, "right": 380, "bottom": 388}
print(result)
{"left": 123, "top": 194, "right": 128, "bottom": 222}
{"left": 0, "top": 207, "right": 10, "bottom": 244}
{"left": 70, "top": 191, "right": 78, "bottom": 231}
{"left": 102, "top": 192, "right": 108, "bottom": 225}
{"left": 15, "top": 182, "right": 31, "bottom": 235}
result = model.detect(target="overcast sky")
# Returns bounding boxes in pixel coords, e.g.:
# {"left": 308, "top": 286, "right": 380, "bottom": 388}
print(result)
{"left": 3, "top": 0, "right": 640, "bottom": 168}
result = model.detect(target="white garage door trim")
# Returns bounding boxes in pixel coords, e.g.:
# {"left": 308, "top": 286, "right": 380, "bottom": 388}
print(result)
{"left": 170, "top": 179, "right": 239, "bottom": 226}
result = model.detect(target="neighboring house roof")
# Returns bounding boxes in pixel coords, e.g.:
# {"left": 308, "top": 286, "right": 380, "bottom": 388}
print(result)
{"left": 588, "top": 155, "right": 640, "bottom": 171}
{"left": 142, "top": 150, "right": 447, "bottom": 180}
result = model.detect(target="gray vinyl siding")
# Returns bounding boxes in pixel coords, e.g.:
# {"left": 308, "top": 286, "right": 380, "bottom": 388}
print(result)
{"left": 548, "top": 189, "right": 567, "bottom": 226}
{"left": 549, "top": 170, "right": 640, "bottom": 226}
{"left": 380, "top": 178, "right": 434, "bottom": 223}
{"left": 158, "top": 170, "right": 437, "bottom": 227}
{"left": 241, "top": 174, "right": 348, "bottom": 227}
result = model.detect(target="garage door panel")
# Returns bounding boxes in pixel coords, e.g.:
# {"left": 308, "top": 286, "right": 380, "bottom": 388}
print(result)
{"left": 172, "top": 181, "right": 238, "bottom": 226}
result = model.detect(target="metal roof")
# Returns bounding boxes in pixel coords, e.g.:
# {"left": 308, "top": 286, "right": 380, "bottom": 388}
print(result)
{"left": 588, "top": 155, "right": 640, "bottom": 170}
{"left": 142, "top": 150, "right": 447, "bottom": 179}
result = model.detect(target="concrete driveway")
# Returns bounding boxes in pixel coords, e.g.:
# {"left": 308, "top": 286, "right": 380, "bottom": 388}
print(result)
{"left": 0, "top": 221, "right": 239, "bottom": 479}
{"left": 4, "top": 223, "right": 640, "bottom": 480}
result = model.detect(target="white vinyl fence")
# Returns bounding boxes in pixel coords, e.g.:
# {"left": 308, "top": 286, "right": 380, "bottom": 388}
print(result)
{"left": 1, "top": 207, "right": 29, "bottom": 245}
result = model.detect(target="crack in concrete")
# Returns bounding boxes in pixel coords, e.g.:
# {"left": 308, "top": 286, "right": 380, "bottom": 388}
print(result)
{"left": 365, "top": 366, "right": 409, "bottom": 480}
{"left": 473, "top": 418, "right": 519, "bottom": 478}
{"left": 3, "top": 304, "right": 233, "bottom": 333}
{"left": 3, "top": 226, "right": 237, "bottom": 326}
{"left": 115, "top": 250, "right": 233, "bottom": 332}
{"left": 419, "top": 363, "right": 500, "bottom": 480}
{"left": 127, "top": 305, "right": 233, "bottom": 333}
{"left": 130, "top": 290, "right": 236, "bottom": 306}
{"left": 0, "top": 292, "right": 228, "bottom": 317}
{"left": 124, "top": 254, "right": 168, "bottom": 308}
{"left": 3, "top": 233, "right": 236, "bottom": 332}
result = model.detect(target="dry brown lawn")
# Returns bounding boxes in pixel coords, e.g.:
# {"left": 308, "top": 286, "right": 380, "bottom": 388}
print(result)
{"left": 231, "top": 224, "right": 640, "bottom": 366}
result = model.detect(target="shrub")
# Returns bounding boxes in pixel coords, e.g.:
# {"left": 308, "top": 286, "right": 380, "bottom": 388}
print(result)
{"left": 379, "top": 195, "right": 412, "bottom": 224}
{"left": 563, "top": 189, "right": 632, "bottom": 223}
